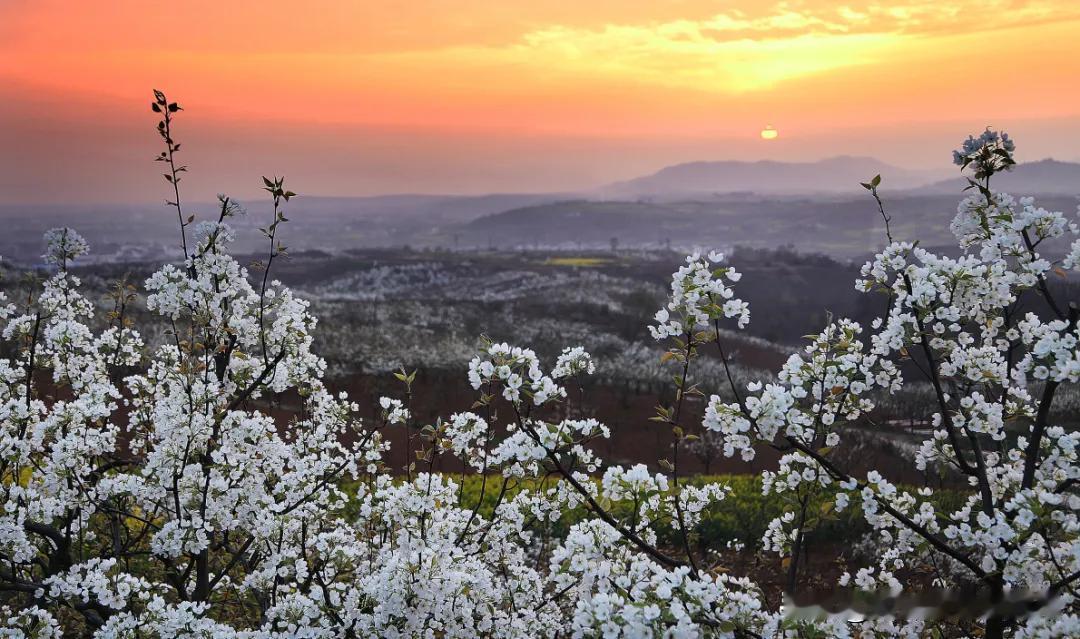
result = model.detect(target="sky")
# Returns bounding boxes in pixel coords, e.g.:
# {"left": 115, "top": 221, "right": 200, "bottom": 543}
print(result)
{"left": 2, "top": 0, "right": 1080, "bottom": 204}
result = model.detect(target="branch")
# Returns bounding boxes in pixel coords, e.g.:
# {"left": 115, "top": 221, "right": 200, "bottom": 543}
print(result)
{"left": 784, "top": 438, "right": 987, "bottom": 579}
{"left": 514, "top": 413, "right": 685, "bottom": 570}
{"left": 903, "top": 274, "right": 980, "bottom": 479}
{"left": 219, "top": 347, "right": 287, "bottom": 417}
{"left": 1022, "top": 305, "right": 1079, "bottom": 490}
{"left": 1021, "top": 229, "right": 1065, "bottom": 320}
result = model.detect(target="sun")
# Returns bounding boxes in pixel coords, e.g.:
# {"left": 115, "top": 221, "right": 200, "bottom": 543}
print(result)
{"left": 760, "top": 125, "right": 779, "bottom": 140}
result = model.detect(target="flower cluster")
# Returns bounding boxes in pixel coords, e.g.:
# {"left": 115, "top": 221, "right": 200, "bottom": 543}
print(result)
{"left": 490, "top": 417, "right": 609, "bottom": 477}
{"left": 649, "top": 250, "right": 748, "bottom": 340}
{"left": 467, "top": 342, "right": 565, "bottom": 405}
{"left": 443, "top": 411, "right": 489, "bottom": 471}
{"left": 703, "top": 319, "right": 896, "bottom": 463}
{"left": 551, "top": 346, "right": 595, "bottom": 378}
{"left": 952, "top": 127, "right": 1016, "bottom": 178}
{"left": 42, "top": 227, "right": 90, "bottom": 268}
{"left": 378, "top": 396, "right": 410, "bottom": 424}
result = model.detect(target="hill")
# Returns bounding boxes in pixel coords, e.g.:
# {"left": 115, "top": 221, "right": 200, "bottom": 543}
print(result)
{"left": 916, "top": 158, "right": 1080, "bottom": 195}
{"left": 602, "top": 156, "right": 943, "bottom": 197}
{"left": 458, "top": 193, "right": 1080, "bottom": 257}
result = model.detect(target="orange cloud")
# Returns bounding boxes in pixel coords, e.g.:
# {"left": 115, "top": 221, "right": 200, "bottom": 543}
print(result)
{"left": 3, "top": 1, "right": 1079, "bottom": 131}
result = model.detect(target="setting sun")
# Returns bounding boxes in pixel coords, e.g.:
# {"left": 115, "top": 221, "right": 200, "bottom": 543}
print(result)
{"left": 760, "top": 125, "right": 779, "bottom": 140}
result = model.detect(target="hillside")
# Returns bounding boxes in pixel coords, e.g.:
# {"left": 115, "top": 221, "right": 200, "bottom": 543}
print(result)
{"left": 458, "top": 193, "right": 1080, "bottom": 257}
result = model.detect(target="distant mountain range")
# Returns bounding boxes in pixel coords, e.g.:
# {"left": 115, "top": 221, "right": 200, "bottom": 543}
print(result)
{"left": 601, "top": 156, "right": 945, "bottom": 197}
{"left": 601, "top": 156, "right": 1080, "bottom": 198}
{"left": 3, "top": 157, "right": 1077, "bottom": 264}
{"left": 915, "top": 159, "right": 1080, "bottom": 195}
{"left": 459, "top": 156, "right": 1080, "bottom": 255}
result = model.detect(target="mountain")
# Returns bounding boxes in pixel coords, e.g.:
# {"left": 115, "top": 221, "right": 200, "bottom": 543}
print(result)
{"left": 602, "top": 156, "right": 944, "bottom": 197}
{"left": 916, "top": 159, "right": 1080, "bottom": 196}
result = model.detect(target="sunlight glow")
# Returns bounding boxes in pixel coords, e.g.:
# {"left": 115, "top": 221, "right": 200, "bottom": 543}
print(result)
{"left": 1, "top": 0, "right": 1079, "bottom": 199}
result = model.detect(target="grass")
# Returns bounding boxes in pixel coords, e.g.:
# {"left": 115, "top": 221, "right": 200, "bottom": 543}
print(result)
{"left": 345, "top": 473, "right": 971, "bottom": 552}
{"left": 543, "top": 256, "right": 613, "bottom": 267}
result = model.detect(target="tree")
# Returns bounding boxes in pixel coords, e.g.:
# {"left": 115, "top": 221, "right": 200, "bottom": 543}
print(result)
{"left": 0, "top": 95, "right": 1076, "bottom": 638}
{"left": 698, "top": 129, "right": 1080, "bottom": 637}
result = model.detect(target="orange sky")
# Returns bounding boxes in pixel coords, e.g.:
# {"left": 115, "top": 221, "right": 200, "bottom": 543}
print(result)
{"left": 3, "top": 0, "right": 1080, "bottom": 203}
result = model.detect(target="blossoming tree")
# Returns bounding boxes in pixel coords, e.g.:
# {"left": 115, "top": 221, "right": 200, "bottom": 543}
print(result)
{"left": 0, "top": 94, "right": 1077, "bottom": 638}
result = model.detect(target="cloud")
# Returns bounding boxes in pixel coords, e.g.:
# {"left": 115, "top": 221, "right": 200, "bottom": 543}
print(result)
{"left": 684, "top": 1, "right": 1079, "bottom": 39}
{"left": 405, "top": 0, "right": 1080, "bottom": 94}
{"left": 1, "top": 1, "right": 1078, "bottom": 143}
